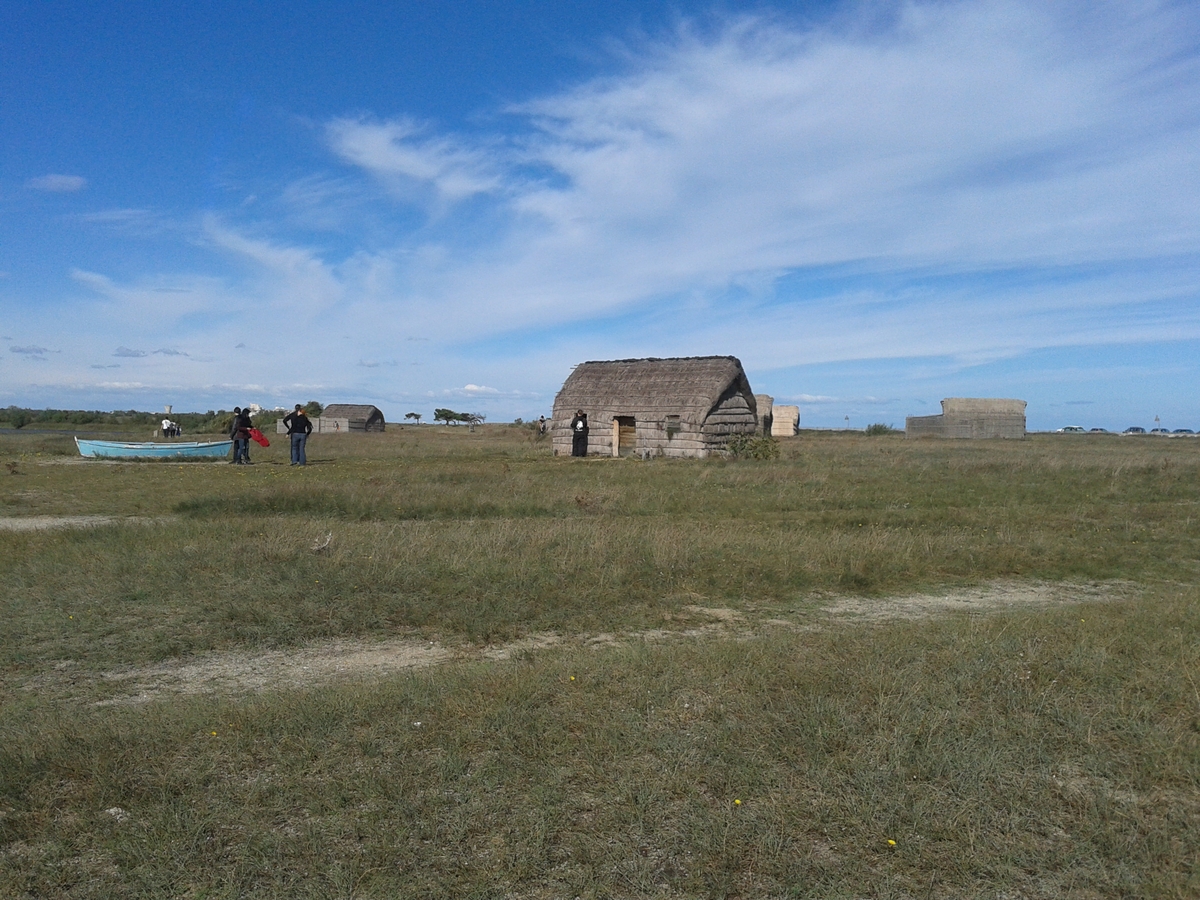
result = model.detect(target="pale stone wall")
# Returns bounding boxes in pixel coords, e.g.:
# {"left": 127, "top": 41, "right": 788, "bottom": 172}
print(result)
{"left": 906, "top": 398, "right": 1026, "bottom": 439}
{"left": 771, "top": 405, "right": 799, "bottom": 436}
{"left": 754, "top": 394, "right": 774, "bottom": 434}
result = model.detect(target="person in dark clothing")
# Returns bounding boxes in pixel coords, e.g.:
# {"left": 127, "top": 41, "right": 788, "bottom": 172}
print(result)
{"left": 570, "top": 409, "right": 589, "bottom": 457}
{"left": 229, "top": 406, "right": 253, "bottom": 464}
{"left": 282, "top": 404, "right": 313, "bottom": 466}
{"left": 228, "top": 408, "right": 242, "bottom": 463}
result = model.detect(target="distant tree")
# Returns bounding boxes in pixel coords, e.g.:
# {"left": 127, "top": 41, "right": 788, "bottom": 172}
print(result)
{"left": 434, "top": 408, "right": 457, "bottom": 426}
{"left": 404, "top": 412, "right": 423, "bottom": 424}
{"left": 464, "top": 412, "right": 485, "bottom": 425}
{"left": 303, "top": 401, "right": 323, "bottom": 417}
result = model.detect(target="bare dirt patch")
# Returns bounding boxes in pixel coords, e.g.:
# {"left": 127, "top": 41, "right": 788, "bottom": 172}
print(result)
{"left": 821, "top": 580, "right": 1132, "bottom": 622}
{"left": 0, "top": 515, "right": 161, "bottom": 531}
{"left": 91, "top": 638, "right": 453, "bottom": 705}
{"left": 26, "top": 580, "right": 1130, "bottom": 706}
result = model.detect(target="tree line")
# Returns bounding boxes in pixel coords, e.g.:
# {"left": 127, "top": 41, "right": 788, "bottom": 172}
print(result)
{"left": 417, "top": 409, "right": 486, "bottom": 426}
{"left": 0, "top": 403, "right": 324, "bottom": 432}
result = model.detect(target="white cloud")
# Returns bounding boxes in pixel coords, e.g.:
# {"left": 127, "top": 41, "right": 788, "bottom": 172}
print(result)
{"left": 304, "top": 1, "right": 1199, "bottom": 360}
{"left": 75, "top": 208, "right": 173, "bottom": 236}
{"left": 327, "top": 117, "right": 501, "bottom": 203}
{"left": 202, "top": 217, "right": 347, "bottom": 315}
{"left": 27, "top": 174, "right": 86, "bottom": 192}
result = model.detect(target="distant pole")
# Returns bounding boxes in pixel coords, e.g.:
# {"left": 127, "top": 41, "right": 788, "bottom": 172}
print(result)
{"left": 844, "top": 415, "right": 849, "bottom": 431}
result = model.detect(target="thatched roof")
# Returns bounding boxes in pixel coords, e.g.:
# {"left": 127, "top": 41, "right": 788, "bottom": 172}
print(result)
{"left": 553, "top": 356, "right": 754, "bottom": 423}
{"left": 321, "top": 404, "right": 384, "bottom": 421}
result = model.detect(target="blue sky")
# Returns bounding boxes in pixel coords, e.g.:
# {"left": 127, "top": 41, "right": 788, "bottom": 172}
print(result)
{"left": 2, "top": 0, "right": 1198, "bottom": 430}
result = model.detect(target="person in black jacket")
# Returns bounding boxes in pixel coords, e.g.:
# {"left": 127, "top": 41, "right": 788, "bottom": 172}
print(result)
{"left": 229, "top": 406, "right": 253, "bottom": 464}
{"left": 570, "top": 409, "right": 589, "bottom": 457}
{"left": 282, "top": 404, "right": 313, "bottom": 466}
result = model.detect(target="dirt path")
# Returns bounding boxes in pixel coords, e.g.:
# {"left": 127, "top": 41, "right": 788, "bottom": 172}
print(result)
{"left": 0, "top": 515, "right": 162, "bottom": 531}
{"left": 25, "top": 580, "right": 1129, "bottom": 706}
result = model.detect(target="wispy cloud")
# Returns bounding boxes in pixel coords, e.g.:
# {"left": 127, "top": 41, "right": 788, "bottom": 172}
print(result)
{"left": 316, "top": 2, "right": 1199, "bottom": 361}
{"left": 202, "top": 217, "right": 345, "bottom": 314}
{"left": 27, "top": 174, "right": 86, "bottom": 192}
{"left": 75, "top": 207, "right": 172, "bottom": 236}
{"left": 327, "top": 117, "right": 501, "bottom": 203}
{"left": 113, "top": 346, "right": 191, "bottom": 359}
{"left": 11, "top": 345, "right": 52, "bottom": 360}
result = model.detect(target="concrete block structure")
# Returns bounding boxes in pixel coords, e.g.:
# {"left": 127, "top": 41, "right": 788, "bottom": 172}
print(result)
{"left": 771, "top": 405, "right": 799, "bottom": 437}
{"left": 905, "top": 398, "right": 1026, "bottom": 439}
{"left": 276, "top": 404, "right": 386, "bottom": 434}
{"left": 754, "top": 394, "right": 774, "bottom": 435}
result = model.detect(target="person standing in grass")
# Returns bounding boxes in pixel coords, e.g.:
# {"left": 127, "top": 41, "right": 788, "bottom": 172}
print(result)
{"left": 228, "top": 408, "right": 242, "bottom": 463}
{"left": 570, "top": 409, "right": 589, "bottom": 457}
{"left": 282, "top": 404, "right": 313, "bottom": 466}
{"left": 229, "top": 406, "right": 253, "bottom": 464}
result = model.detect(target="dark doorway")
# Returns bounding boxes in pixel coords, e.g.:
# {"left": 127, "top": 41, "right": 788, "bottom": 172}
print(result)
{"left": 614, "top": 416, "right": 636, "bottom": 457}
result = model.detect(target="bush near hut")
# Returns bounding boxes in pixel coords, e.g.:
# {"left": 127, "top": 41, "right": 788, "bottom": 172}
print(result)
{"left": 865, "top": 422, "right": 902, "bottom": 435}
{"left": 727, "top": 433, "right": 781, "bottom": 459}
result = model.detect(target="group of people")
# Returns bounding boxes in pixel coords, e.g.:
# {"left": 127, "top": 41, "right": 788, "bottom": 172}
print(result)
{"left": 227, "top": 404, "right": 314, "bottom": 466}
{"left": 228, "top": 407, "right": 255, "bottom": 464}
{"left": 160, "top": 418, "right": 181, "bottom": 438}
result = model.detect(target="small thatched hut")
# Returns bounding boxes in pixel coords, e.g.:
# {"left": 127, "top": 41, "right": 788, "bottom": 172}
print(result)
{"left": 318, "top": 404, "right": 386, "bottom": 433}
{"left": 905, "top": 398, "right": 1025, "bottom": 439}
{"left": 552, "top": 356, "right": 758, "bottom": 458}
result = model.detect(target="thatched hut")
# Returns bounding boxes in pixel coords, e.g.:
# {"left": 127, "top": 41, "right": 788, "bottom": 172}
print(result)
{"left": 552, "top": 356, "right": 758, "bottom": 459}
{"left": 905, "top": 398, "right": 1025, "bottom": 439}
{"left": 318, "top": 404, "right": 386, "bottom": 433}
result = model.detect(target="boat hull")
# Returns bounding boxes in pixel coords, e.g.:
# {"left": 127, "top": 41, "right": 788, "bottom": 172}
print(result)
{"left": 75, "top": 438, "right": 234, "bottom": 459}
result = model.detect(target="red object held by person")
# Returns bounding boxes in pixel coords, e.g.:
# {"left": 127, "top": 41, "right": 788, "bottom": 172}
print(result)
{"left": 248, "top": 428, "right": 270, "bottom": 447}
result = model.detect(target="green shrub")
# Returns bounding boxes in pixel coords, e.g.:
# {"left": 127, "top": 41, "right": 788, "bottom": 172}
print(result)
{"left": 726, "top": 433, "right": 781, "bottom": 459}
{"left": 865, "top": 422, "right": 901, "bottom": 435}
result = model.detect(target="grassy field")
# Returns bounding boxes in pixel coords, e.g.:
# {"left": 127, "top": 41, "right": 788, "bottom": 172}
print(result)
{"left": 1, "top": 427, "right": 1197, "bottom": 898}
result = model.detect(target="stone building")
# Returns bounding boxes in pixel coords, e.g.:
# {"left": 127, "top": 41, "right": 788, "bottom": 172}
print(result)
{"left": 905, "top": 398, "right": 1026, "bottom": 439}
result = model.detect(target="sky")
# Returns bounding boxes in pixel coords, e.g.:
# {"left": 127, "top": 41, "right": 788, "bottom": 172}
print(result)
{"left": 2, "top": 0, "right": 1198, "bottom": 431}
